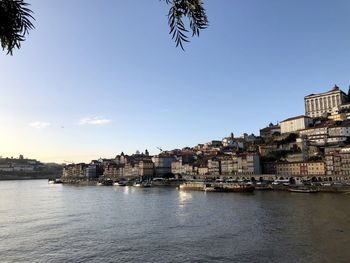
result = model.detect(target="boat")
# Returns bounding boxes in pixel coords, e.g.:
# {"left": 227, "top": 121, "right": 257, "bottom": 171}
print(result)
{"left": 179, "top": 181, "right": 204, "bottom": 191}
{"left": 289, "top": 188, "right": 318, "bottom": 193}
{"left": 204, "top": 186, "right": 227, "bottom": 192}
{"left": 142, "top": 181, "right": 152, "bottom": 187}
{"left": 227, "top": 183, "right": 255, "bottom": 193}
{"left": 272, "top": 179, "right": 290, "bottom": 186}
{"left": 114, "top": 181, "right": 127, "bottom": 186}
{"left": 97, "top": 179, "right": 113, "bottom": 186}
{"left": 255, "top": 182, "right": 273, "bottom": 190}
{"left": 204, "top": 185, "right": 235, "bottom": 192}
{"left": 48, "top": 179, "right": 56, "bottom": 184}
{"left": 48, "top": 178, "right": 62, "bottom": 184}
{"left": 134, "top": 181, "right": 152, "bottom": 187}
{"left": 180, "top": 182, "right": 254, "bottom": 192}
{"left": 103, "top": 179, "right": 114, "bottom": 186}
{"left": 255, "top": 185, "right": 273, "bottom": 191}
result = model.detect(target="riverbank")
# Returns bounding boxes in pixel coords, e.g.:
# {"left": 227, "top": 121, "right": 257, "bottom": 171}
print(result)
{"left": 0, "top": 171, "right": 61, "bottom": 181}
{"left": 57, "top": 178, "right": 350, "bottom": 193}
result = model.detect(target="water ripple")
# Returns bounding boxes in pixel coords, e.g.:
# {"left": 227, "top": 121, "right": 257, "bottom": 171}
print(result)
{"left": 1, "top": 180, "right": 350, "bottom": 262}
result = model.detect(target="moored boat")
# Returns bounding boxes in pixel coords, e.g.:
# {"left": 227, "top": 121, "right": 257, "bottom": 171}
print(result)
{"left": 289, "top": 188, "right": 318, "bottom": 193}
{"left": 97, "top": 179, "right": 113, "bottom": 186}
{"left": 48, "top": 179, "right": 62, "bottom": 184}
{"left": 134, "top": 181, "right": 152, "bottom": 187}
{"left": 255, "top": 184, "right": 273, "bottom": 191}
{"left": 228, "top": 184, "right": 255, "bottom": 193}
{"left": 48, "top": 179, "right": 56, "bottom": 184}
{"left": 114, "top": 181, "right": 127, "bottom": 186}
{"left": 180, "top": 182, "right": 255, "bottom": 193}
{"left": 141, "top": 181, "right": 152, "bottom": 187}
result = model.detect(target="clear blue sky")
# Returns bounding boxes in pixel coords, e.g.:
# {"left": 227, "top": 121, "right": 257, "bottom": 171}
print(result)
{"left": 1, "top": 0, "right": 350, "bottom": 162}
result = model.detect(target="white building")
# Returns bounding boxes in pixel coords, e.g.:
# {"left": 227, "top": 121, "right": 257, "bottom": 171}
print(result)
{"left": 220, "top": 158, "right": 234, "bottom": 175}
{"left": 280, "top": 115, "right": 313, "bottom": 134}
{"left": 171, "top": 159, "right": 182, "bottom": 175}
{"left": 207, "top": 159, "right": 220, "bottom": 175}
{"left": 231, "top": 154, "right": 261, "bottom": 175}
{"left": 246, "top": 154, "right": 261, "bottom": 174}
{"left": 299, "top": 124, "right": 350, "bottom": 146}
{"left": 328, "top": 126, "right": 350, "bottom": 137}
{"left": 304, "top": 85, "right": 348, "bottom": 118}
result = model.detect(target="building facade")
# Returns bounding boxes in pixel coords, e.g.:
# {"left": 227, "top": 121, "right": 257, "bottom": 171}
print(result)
{"left": 304, "top": 85, "right": 348, "bottom": 118}
{"left": 152, "top": 155, "right": 176, "bottom": 176}
{"left": 138, "top": 160, "right": 154, "bottom": 179}
{"left": 260, "top": 123, "right": 281, "bottom": 138}
{"left": 280, "top": 115, "right": 313, "bottom": 134}
{"left": 276, "top": 161, "right": 325, "bottom": 176}
{"left": 62, "top": 163, "right": 87, "bottom": 179}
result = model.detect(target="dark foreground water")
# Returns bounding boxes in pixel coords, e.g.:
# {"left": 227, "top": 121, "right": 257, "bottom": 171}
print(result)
{"left": 1, "top": 180, "right": 350, "bottom": 263}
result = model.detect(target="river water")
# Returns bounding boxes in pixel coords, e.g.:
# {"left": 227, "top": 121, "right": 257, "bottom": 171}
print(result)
{"left": 0, "top": 180, "right": 349, "bottom": 263}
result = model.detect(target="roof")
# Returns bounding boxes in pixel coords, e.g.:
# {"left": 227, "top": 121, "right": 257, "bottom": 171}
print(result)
{"left": 260, "top": 125, "right": 280, "bottom": 132}
{"left": 305, "top": 85, "right": 346, "bottom": 99}
{"left": 280, "top": 115, "right": 311, "bottom": 123}
{"left": 276, "top": 161, "right": 324, "bottom": 164}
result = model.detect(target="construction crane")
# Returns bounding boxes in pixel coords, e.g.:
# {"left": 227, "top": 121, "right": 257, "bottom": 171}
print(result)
{"left": 156, "top": 147, "right": 163, "bottom": 152}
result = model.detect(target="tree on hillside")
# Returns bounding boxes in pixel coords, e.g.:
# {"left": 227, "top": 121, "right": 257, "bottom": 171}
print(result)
{"left": 0, "top": 0, "right": 208, "bottom": 55}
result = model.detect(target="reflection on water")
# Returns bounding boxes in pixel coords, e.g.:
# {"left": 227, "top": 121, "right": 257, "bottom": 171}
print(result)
{"left": 178, "top": 190, "right": 192, "bottom": 204}
{"left": 122, "top": 186, "right": 132, "bottom": 195}
{"left": 1, "top": 180, "right": 350, "bottom": 263}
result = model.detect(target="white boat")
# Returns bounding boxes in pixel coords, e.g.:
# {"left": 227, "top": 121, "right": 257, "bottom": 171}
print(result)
{"left": 289, "top": 189, "right": 318, "bottom": 193}
{"left": 134, "top": 181, "right": 152, "bottom": 187}
{"left": 143, "top": 182, "right": 152, "bottom": 187}
{"left": 97, "top": 182, "right": 103, "bottom": 186}
{"left": 114, "top": 181, "right": 127, "bottom": 186}
{"left": 272, "top": 179, "right": 290, "bottom": 186}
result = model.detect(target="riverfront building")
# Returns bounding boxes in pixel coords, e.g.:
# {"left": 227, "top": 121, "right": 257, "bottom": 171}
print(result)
{"left": 138, "top": 160, "right": 154, "bottom": 179}
{"left": 207, "top": 159, "right": 220, "bottom": 176}
{"left": 275, "top": 161, "right": 325, "bottom": 176}
{"left": 62, "top": 163, "right": 87, "bottom": 179}
{"left": 325, "top": 147, "right": 350, "bottom": 178}
{"left": 152, "top": 154, "right": 176, "bottom": 176}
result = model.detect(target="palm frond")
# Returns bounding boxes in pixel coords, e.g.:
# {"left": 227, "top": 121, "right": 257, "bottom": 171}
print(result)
{"left": 163, "top": 0, "right": 208, "bottom": 50}
{"left": 0, "top": 0, "right": 35, "bottom": 55}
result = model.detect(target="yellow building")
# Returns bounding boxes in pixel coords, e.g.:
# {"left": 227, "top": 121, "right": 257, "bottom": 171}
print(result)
{"left": 307, "top": 162, "right": 325, "bottom": 175}
{"left": 276, "top": 161, "right": 325, "bottom": 176}
{"left": 328, "top": 113, "right": 346, "bottom": 121}
{"left": 276, "top": 162, "right": 300, "bottom": 175}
